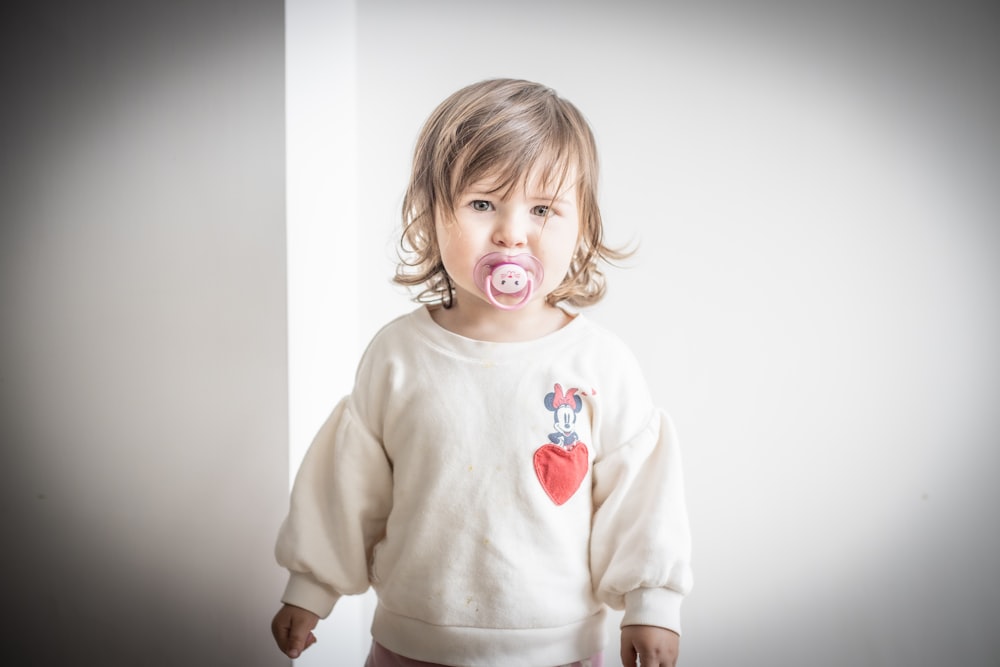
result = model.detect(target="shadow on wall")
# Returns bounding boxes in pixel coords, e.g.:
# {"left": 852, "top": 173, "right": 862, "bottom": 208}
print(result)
{"left": 0, "top": 3, "right": 288, "bottom": 666}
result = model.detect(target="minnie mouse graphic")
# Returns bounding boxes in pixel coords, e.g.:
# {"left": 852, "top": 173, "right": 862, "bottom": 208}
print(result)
{"left": 545, "top": 383, "right": 582, "bottom": 447}
{"left": 534, "top": 383, "right": 589, "bottom": 505}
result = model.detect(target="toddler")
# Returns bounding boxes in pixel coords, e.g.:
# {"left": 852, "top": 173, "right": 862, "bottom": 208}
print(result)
{"left": 271, "top": 78, "right": 693, "bottom": 667}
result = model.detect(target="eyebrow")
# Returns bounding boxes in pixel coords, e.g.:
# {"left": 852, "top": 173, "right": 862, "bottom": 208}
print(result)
{"left": 529, "top": 192, "right": 574, "bottom": 208}
{"left": 459, "top": 181, "right": 575, "bottom": 207}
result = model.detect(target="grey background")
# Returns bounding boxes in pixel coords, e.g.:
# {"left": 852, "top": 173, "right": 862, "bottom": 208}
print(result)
{"left": 1, "top": 2, "right": 287, "bottom": 666}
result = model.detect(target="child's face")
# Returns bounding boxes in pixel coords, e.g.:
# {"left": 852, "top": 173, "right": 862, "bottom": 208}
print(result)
{"left": 437, "top": 168, "right": 580, "bottom": 312}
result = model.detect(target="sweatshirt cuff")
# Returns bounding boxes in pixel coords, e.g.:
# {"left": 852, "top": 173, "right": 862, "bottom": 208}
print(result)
{"left": 281, "top": 572, "right": 342, "bottom": 619}
{"left": 621, "top": 587, "right": 684, "bottom": 636}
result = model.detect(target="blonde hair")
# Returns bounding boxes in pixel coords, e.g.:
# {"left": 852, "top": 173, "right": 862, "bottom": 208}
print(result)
{"left": 394, "top": 78, "right": 630, "bottom": 307}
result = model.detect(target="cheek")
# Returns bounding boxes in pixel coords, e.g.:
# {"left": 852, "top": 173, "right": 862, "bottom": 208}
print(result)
{"left": 436, "top": 222, "right": 467, "bottom": 265}
{"left": 550, "top": 229, "right": 580, "bottom": 271}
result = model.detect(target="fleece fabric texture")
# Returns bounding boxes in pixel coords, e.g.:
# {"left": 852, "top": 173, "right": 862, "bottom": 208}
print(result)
{"left": 276, "top": 306, "right": 693, "bottom": 667}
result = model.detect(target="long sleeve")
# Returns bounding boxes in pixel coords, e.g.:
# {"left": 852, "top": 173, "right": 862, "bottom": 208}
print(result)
{"left": 590, "top": 409, "right": 693, "bottom": 635}
{"left": 274, "top": 396, "right": 393, "bottom": 618}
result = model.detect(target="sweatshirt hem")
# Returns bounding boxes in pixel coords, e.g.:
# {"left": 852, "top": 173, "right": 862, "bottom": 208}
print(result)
{"left": 371, "top": 604, "right": 607, "bottom": 667}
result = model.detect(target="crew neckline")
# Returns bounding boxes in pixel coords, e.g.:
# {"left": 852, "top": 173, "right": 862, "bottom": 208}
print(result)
{"left": 409, "top": 305, "right": 587, "bottom": 363}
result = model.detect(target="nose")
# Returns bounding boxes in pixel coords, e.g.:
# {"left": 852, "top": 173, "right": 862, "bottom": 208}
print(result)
{"left": 492, "top": 209, "right": 528, "bottom": 249}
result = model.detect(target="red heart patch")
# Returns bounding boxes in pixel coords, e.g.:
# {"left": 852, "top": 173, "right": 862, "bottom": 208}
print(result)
{"left": 533, "top": 443, "right": 589, "bottom": 505}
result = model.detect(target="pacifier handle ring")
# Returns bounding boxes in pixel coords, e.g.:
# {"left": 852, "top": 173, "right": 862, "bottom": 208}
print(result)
{"left": 482, "top": 272, "right": 534, "bottom": 311}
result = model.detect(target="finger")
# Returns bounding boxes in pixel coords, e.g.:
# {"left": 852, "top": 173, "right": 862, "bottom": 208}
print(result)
{"left": 287, "top": 625, "right": 314, "bottom": 659}
{"left": 271, "top": 614, "right": 292, "bottom": 652}
{"left": 637, "top": 650, "right": 673, "bottom": 667}
{"left": 620, "top": 643, "right": 638, "bottom": 667}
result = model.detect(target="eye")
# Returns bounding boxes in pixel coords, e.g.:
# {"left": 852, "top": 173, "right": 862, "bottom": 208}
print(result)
{"left": 470, "top": 200, "right": 493, "bottom": 212}
{"left": 530, "top": 205, "right": 550, "bottom": 217}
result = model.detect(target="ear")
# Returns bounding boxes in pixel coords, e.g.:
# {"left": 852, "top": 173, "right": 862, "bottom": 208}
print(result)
{"left": 544, "top": 393, "right": 556, "bottom": 411}
{"left": 573, "top": 396, "right": 583, "bottom": 413}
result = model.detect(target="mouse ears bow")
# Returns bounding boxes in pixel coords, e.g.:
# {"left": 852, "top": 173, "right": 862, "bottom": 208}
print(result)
{"left": 545, "top": 383, "right": 581, "bottom": 412}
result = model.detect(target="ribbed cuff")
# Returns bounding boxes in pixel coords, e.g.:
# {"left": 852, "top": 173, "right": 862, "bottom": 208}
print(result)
{"left": 281, "top": 572, "right": 341, "bottom": 619}
{"left": 621, "top": 587, "right": 684, "bottom": 636}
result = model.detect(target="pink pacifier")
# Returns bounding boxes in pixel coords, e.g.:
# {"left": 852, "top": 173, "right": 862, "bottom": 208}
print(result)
{"left": 472, "top": 252, "right": 545, "bottom": 311}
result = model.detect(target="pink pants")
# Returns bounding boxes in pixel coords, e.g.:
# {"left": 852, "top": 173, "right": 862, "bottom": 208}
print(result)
{"left": 364, "top": 641, "right": 604, "bottom": 667}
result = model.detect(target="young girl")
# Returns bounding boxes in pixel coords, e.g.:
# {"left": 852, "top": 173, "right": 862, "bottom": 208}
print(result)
{"left": 271, "top": 78, "right": 693, "bottom": 667}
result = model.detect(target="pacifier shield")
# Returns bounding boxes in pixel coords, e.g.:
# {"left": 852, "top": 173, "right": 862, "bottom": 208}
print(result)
{"left": 472, "top": 252, "right": 544, "bottom": 311}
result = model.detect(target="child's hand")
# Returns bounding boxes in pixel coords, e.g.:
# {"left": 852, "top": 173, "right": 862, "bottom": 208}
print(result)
{"left": 271, "top": 603, "right": 320, "bottom": 659}
{"left": 620, "top": 624, "right": 680, "bottom": 667}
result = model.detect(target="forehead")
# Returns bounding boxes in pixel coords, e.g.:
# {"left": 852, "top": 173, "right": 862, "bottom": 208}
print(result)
{"left": 461, "top": 159, "right": 579, "bottom": 199}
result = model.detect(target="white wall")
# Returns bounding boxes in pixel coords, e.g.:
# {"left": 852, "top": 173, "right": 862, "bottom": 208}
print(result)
{"left": 0, "top": 3, "right": 289, "bottom": 665}
{"left": 286, "top": 1, "right": 375, "bottom": 664}
{"left": 290, "top": 1, "right": 1000, "bottom": 666}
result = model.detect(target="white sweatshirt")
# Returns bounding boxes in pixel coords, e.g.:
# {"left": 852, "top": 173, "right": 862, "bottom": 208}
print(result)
{"left": 276, "top": 306, "right": 692, "bottom": 666}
